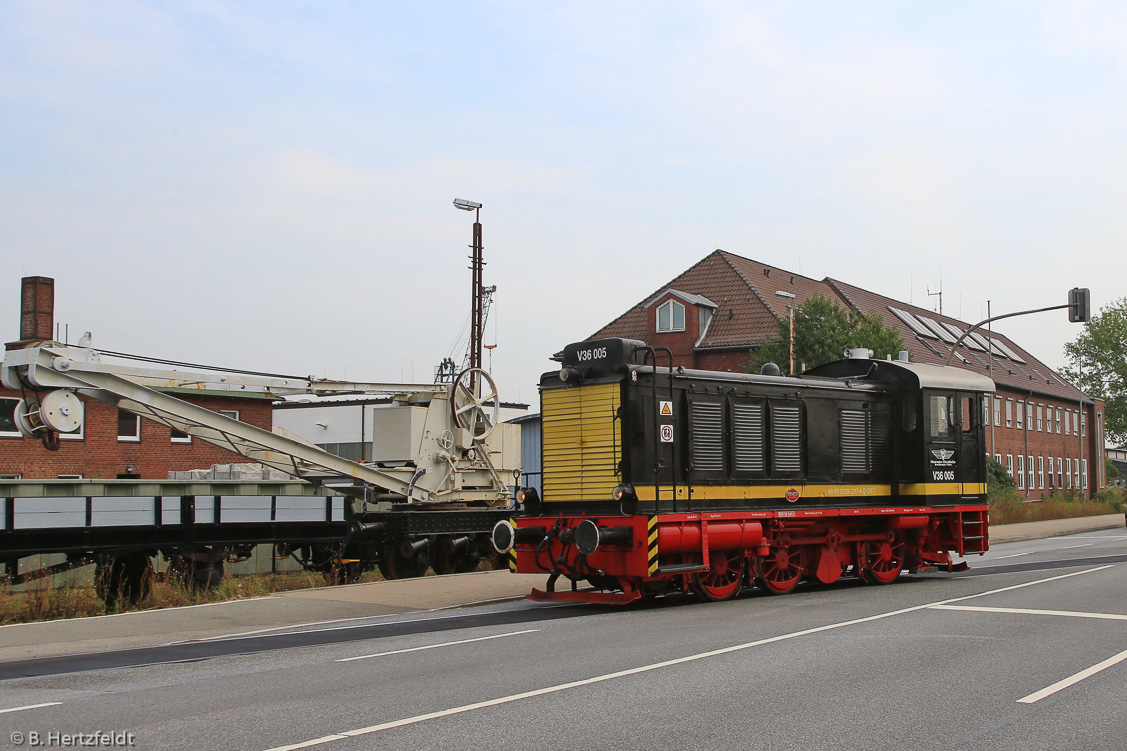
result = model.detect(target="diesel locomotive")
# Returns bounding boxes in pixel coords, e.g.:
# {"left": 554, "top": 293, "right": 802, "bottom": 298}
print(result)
{"left": 492, "top": 338, "right": 995, "bottom": 604}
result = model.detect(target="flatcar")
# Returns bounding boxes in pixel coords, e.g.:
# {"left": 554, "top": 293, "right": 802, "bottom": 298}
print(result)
{"left": 493, "top": 337, "right": 995, "bottom": 604}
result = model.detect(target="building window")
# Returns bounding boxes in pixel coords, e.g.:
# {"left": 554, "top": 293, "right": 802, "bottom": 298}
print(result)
{"left": 1005, "top": 399, "right": 1013, "bottom": 428}
{"left": 982, "top": 396, "right": 989, "bottom": 427}
{"left": 1006, "top": 454, "right": 1013, "bottom": 478}
{"left": 993, "top": 397, "right": 1001, "bottom": 427}
{"left": 1038, "top": 456, "right": 1045, "bottom": 490}
{"left": 1026, "top": 402, "right": 1033, "bottom": 430}
{"left": 118, "top": 409, "right": 140, "bottom": 442}
{"left": 1074, "top": 458, "right": 1080, "bottom": 490}
{"left": 171, "top": 427, "right": 191, "bottom": 444}
{"left": 0, "top": 397, "right": 20, "bottom": 438}
{"left": 1027, "top": 455, "right": 1034, "bottom": 490}
{"left": 1073, "top": 411, "right": 1079, "bottom": 435}
{"left": 1056, "top": 408, "right": 1062, "bottom": 434}
{"left": 1065, "top": 459, "right": 1071, "bottom": 489}
{"left": 219, "top": 409, "right": 240, "bottom": 422}
{"left": 656, "top": 300, "right": 686, "bottom": 333}
{"left": 0, "top": 472, "right": 21, "bottom": 479}
{"left": 1037, "top": 404, "right": 1044, "bottom": 431}
{"left": 1047, "top": 456, "right": 1054, "bottom": 489}
{"left": 1016, "top": 401, "right": 1024, "bottom": 429}
{"left": 1064, "top": 409, "right": 1071, "bottom": 436}
{"left": 1081, "top": 412, "right": 1086, "bottom": 436}
{"left": 1082, "top": 459, "right": 1088, "bottom": 489}
{"left": 1017, "top": 455, "right": 1025, "bottom": 490}
{"left": 57, "top": 473, "right": 83, "bottom": 480}
{"left": 994, "top": 453, "right": 1002, "bottom": 468}
{"left": 1057, "top": 457, "right": 1064, "bottom": 489}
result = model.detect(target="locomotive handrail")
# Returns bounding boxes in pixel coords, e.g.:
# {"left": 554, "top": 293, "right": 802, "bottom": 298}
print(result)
{"left": 642, "top": 346, "right": 676, "bottom": 512}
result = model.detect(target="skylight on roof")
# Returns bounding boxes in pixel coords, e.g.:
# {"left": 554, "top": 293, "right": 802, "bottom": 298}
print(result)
{"left": 941, "top": 321, "right": 985, "bottom": 350}
{"left": 889, "top": 306, "right": 933, "bottom": 338}
{"left": 917, "top": 315, "right": 958, "bottom": 344}
{"left": 986, "top": 336, "right": 1027, "bottom": 364}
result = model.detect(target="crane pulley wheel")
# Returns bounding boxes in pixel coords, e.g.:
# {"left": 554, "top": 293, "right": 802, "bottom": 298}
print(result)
{"left": 450, "top": 367, "right": 499, "bottom": 442}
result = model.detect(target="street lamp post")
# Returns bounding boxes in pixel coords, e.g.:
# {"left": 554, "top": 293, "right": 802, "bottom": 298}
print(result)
{"left": 453, "top": 199, "right": 484, "bottom": 376}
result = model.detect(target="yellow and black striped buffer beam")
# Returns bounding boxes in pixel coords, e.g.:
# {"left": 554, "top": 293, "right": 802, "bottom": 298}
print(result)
{"left": 508, "top": 518, "right": 518, "bottom": 572}
{"left": 542, "top": 382, "right": 621, "bottom": 503}
{"left": 647, "top": 516, "right": 658, "bottom": 576}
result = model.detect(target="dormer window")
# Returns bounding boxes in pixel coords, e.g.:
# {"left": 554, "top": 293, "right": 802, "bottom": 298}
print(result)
{"left": 657, "top": 300, "right": 685, "bottom": 332}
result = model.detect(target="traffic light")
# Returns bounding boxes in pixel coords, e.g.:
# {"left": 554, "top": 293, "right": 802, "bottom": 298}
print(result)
{"left": 1068, "top": 287, "right": 1091, "bottom": 323}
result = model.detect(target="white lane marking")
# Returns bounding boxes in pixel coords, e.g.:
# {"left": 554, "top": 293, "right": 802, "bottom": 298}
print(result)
{"left": 1018, "top": 647, "right": 1127, "bottom": 703}
{"left": 993, "top": 552, "right": 1033, "bottom": 559}
{"left": 335, "top": 629, "right": 538, "bottom": 662}
{"left": 260, "top": 565, "right": 1113, "bottom": 751}
{"left": 1061, "top": 544, "right": 1093, "bottom": 549}
{"left": 0, "top": 702, "right": 62, "bottom": 715}
{"left": 932, "top": 605, "right": 1127, "bottom": 621}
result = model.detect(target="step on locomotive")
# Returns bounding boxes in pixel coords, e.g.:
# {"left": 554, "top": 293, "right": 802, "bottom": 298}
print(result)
{"left": 493, "top": 338, "right": 994, "bottom": 604}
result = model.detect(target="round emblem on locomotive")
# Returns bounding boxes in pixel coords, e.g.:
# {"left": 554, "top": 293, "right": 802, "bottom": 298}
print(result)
{"left": 785, "top": 487, "right": 800, "bottom": 503}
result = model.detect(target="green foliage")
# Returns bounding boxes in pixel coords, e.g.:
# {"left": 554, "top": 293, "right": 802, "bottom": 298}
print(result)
{"left": 1062, "top": 297, "right": 1127, "bottom": 444}
{"left": 1107, "top": 456, "right": 1120, "bottom": 481}
{"left": 750, "top": 294, "right": 906, "bottom": 374}
{"left": 986, "top": 456, "right": 1016, "bottom": 496}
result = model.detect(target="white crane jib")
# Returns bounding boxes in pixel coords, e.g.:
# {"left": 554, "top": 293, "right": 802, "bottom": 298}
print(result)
{"left": 2, "top": 343, "right": 517, "bottom": 506}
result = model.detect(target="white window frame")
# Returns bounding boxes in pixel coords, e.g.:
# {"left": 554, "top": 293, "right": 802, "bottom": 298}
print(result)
{"left": 1065, "top": 459, "right": 1071, "bottom": 489}
{"left": 1056, "top": 407, "right": 1062, "bottom": 434}
{"left": 1047, "top": 455, "right": 1054, "bottom": 489}
{"left": 1037, "top": 404, "right": 1044, "bottom": 431}
{"left": 219, "top": 409, "right": 241, "bottom": 422}
{"left": 1057, "top": 457, "right": 1064, "bottom": 488}
{"left": 1016, "top": 400, "right": 1024, "bottom": 429}
{"left": 1038, "top": 456, "right": 1045, "bottom": 490}
{"left": 1081, "top": 412, "right": 1086, "bottom": 436}
{"left": 1005, "top": 399, "right": 1013, "bottom": 428}
{"left": 1027, "top": 455, "right": 1035, "bottom": 490}
{"left": 656, "top": 299, "right": 686, "bottom": 333}
{"left": 118, "top": 409, "right": 141, "bottom": 442}
{"left": 1026, "top": 402, "right": 1034, "bottom": 430}
{"left": 1006, "top": 454, "right": 1013, "bottom": 478}
{"left": 171, "top": 427, "right": 192, "bottom": 444}
{"left": 1082, "top": 459, "right": 1088, "bottom": 489}
{"left": 1064, "top": 409, "right": 1071, "bottom": 435}
{"left": 993, "top": 397, "right": 1002, "bottom": 427}
{"left": 0, "top": 396, "right": 21, "bottom": 438}
{"left": 1017, "top": 455, "right": 1025, "bottom": 490}
{"left": 1074, "top": 458, "right": 1080, "bottom": 490}
{"left": 1073, "top": 411, "right": 1079, "bottom": 435}
{"left": 57, "top": 473, "right": 83, "bottom": 480}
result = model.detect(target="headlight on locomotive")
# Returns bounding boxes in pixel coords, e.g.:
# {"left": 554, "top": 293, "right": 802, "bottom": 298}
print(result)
{"left": 611, "top": 484, "right": 638, "bottom": 514}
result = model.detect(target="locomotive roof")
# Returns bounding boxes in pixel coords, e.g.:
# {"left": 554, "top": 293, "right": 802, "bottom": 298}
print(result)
{"left": 804, "top": 357, "right": 996, "bottom": 393}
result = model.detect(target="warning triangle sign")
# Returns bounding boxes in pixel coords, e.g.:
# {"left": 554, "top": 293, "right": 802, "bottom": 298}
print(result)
{"left": 659, "top": 401, "right": 673, "bottom": 416}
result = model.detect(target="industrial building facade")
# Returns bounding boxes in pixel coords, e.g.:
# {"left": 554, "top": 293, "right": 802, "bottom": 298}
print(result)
{"left": 591, "top": 250, "right": 1106, "bottom": 499}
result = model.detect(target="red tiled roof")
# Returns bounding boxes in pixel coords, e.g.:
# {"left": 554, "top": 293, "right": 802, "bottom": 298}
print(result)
{"left": 593, "top": 250, "right": 1087, "bottom": 403}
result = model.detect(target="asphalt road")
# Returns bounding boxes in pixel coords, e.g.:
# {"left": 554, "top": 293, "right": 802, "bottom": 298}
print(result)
{"left": 3, "top": 529, "right": 1127, "bottom": 751}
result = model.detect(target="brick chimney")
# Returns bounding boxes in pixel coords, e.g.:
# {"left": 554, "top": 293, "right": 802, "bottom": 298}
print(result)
{"left": 6, "top": 276, "right": 54, "bottom": 351}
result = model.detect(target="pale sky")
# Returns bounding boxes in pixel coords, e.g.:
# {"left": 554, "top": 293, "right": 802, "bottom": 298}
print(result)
{"left": 3, "top": 1, "right": 1125, "bottom": 406}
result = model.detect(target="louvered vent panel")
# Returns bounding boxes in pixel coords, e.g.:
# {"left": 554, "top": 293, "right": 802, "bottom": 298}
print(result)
{"left": 732, "top": 404, "right": 764, "bottom": 472}
{"left": 871, "top": 409, "right": 893, "bottom": 473}
{"left": 841, "top": 410, "right": 869, "bottom": 473}
{"left": 691, "top": 401, "right": 724, "bottom": 473}
{"left": 772, "top": 406, "right": 802, "bottom": 472}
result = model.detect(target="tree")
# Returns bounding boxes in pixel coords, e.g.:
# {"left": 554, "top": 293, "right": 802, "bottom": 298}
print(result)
{"left": 750, "top": 294, "right": 906, "bottom": 374}
{"left": 1062, "top": 297, "right": 1127, "bottom": 445}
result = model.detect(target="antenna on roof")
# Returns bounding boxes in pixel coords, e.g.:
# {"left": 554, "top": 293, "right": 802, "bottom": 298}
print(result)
{"left": 927, "top": 271, "right": 943, "bottom": 315}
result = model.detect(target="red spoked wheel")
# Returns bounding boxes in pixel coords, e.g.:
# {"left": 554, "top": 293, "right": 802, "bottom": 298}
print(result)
{"left": 755, "top": 545, "right": 803, "bottom": 595}
{"left": 691, "top": 551, "right": 744, "bottom": 602}
{"left": 861, "top": 538, "right": 905, "bottom": 585}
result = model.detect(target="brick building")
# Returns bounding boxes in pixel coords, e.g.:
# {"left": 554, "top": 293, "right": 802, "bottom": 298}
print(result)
{"left": 1, "top": 277, "right": 272, "bottom": 480}
{"left": 592, "top": 250, "right": 1106, "bottom": 499}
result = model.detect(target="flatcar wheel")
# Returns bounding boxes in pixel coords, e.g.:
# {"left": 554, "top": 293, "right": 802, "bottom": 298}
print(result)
{"left": 379, "top": 544, "right": 428, "bottom": 580}
{"left": 755, "top": 545, "right": 802, "bottom": 595}
{"left": 691, "top": 552, "right": 744, "bottom": 602}
{"left": 861, "top": 539, "right": 905, "bottom": 585}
